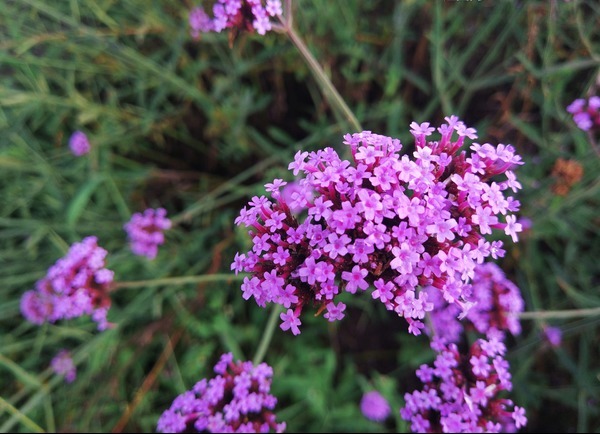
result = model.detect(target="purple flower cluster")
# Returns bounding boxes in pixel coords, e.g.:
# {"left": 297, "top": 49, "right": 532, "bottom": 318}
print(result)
{"left": 68, "top": 131, "right": 91, "bottom": 156}
{"left": 124, "top": 208, "right": 171, "bottom": 259}
{"left": 232, "top": 117, "right": 523, "bottom": 335}
{"left": 360, "top": 390, "right": 391, "bottom": 422}
{"left": 426, "top": 262, "right": 525, "bottom": 344}
{"left": 20, "top": 236, "right": 113, "bottom": 330}
{"left": 566, "top": 96, "right": 600, "bottom": 131}
{"left": 51, "top": 350, "right": 76, "bottom": 383}
{"left": 400, "top": 338, "right": 527, "bottom": 432}
{"left": 404, "top": 262, "right": 527, "bottom": 432}
{"left": 156, "top": 353, "right": 286, "bottom": 433}
{"left": 189, "top": 0, "right": 283, "bottom": 38}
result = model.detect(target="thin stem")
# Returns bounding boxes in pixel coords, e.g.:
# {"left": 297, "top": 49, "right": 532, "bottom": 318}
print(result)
{"left": 253, "top": 304, "right": 283, "bottom": 365}
{"left": 516, "top": 306, "right": 600, "bottom": 320}
{"left": 278, "top": 15, "right": 362, "bottom": 133}
{"left": 0, "top": 395, "right": 45, "bottom": 433}
{"left": 113, "top": 273, "right": 244, "bottom": 290}
{"left": 284, "top": 0, "right": 292, "bottom": 28}
{"left": 112, "top": 331, "right": 182, "bottom": 433}
{"left": 170, "top": 154, "right": 280, "bottom": 226}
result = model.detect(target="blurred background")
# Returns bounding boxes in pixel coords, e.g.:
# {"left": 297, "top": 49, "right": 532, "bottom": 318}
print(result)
{"left": 1, "top": 0, "right": 599, "bottom": 432}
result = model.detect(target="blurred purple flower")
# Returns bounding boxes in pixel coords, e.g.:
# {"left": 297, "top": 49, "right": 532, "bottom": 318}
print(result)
{"left": 21, "top": 236, "right": 114, "bottom": 330}
{"left": 189, "top": 6, "right": 213, "bottom": 38}
{"left": 543, "top": 325, "right": 562, "bottom": 348}
{"left": 124, "top": 208, "right": 171, "bottom": 259}
{"left": 68, "top": 131, "right": 91, "bottom": 156}
{"left": 51, "top": 350, "right": 76, "bottom": 383}
{"left": 426, "top": 262, "right": 526, "bottom": 344}
{"left": 567, "top": 96, "right": 600, "bottom": 131}
{"left": 360, "top": 390, "right": 390, "bottom": 422}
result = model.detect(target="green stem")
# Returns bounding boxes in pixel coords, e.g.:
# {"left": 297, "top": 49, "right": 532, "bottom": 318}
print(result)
{"left": 0, "top": 395, "right": 45, "bottom": 433}
{"left": 253, "top": 304, "right": 282, "bottom": 365}
{"left": 517, "top": 306, "right": 600, "bottom": 320}
{"left": 170, "top": 154, "right": 280, "bottom": 226}
{"left": 280, "top": 16, "right": 362, "bottom": 133}
{"left": 113, "top": 273, "right": 244, "bottom": 290}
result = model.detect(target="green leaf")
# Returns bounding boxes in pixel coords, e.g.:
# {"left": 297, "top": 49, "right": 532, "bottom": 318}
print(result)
{"left": 0, "top": 354, "right": 41, "bottom": 388}
{"left": 66, "top": 175, "right": 105, "bottom": 228}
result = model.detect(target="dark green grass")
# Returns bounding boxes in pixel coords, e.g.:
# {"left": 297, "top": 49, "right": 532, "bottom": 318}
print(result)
{"left": 1, "top": 0, "right": 599, "bottom": 432}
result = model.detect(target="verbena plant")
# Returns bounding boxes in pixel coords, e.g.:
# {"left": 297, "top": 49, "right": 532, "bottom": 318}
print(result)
{"left": 1, "top": 0, "right": 599, "bottom": 432}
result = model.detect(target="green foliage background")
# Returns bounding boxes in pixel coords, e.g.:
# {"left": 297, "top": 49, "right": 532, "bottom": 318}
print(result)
{"left": 1, "top": 0, "right": 599, "bottom": 432}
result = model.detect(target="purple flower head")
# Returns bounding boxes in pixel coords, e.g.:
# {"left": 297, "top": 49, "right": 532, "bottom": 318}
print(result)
{"left": 189, "top": 0, "right": 283, "bottom": 39}
{"left": 400, "top": 339, "right": 526, "bottom": 432}
{"left": 233, "top": 119, "right": 524, "bottom": 335}
{"left": 360, "top": 390, "right": 391, "bottom": 422}
{"left": 68, "top": 131, "right": 91, "bottom": 156}
{"left": 189, "top": 6, "right": 214, "bottom": 38}
{"left": 427, "top": 262, "right": 525, "bottom": 343}
{"left": 156, "top": 353, "right": 286, "bottom": 433}
{"left": 20, "top": 236, "right": 114, "bottom": 330}
{"left": 124, "top": 208, "right": 171, "bottom": 259}
{"left": 51, "top": 350, "right": 76, "bottom": 383}
{"left": 567, "top": 96, "right": 600, "bottom": 131}
{"left": 542, "top": 325, "right": 562, "bottom": 348}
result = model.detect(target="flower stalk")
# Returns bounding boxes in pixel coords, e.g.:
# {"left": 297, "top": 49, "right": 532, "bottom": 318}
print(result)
{"left": 276, "top": 11, "right": 363, "bottom": 133}
{"left": 253, "top": 304, "right": 283, "bottom": 365}
{"left": 113, "top": 273, "right": 245, "bottom": 290}
{"left": 517, "top": 306, "right": 600, "bottom": 320}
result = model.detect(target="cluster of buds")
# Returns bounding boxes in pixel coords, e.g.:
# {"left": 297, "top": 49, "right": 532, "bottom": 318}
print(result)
{"left": 566, "top": 96, "right": 600, "bottom": 132}
{"left": 232, "top": 117, "right": 524, "bottom": 335}
{"left": 124, "top": 208, "right": 171, "bottom": 260}
{"left": 400, "top": 337, "right": 527, "bottom": 432}
{"left": 20, "top": 236, "right": 113, "bottom": 330}
{"left": 157, "top": 353, "right": 286, "bottom": 433}
{"left": 189, "top": 0, "right": 283, "bottom": 39}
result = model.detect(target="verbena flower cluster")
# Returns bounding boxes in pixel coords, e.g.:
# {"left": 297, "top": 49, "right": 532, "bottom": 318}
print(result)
{"left": 68, "top": 131, "right": 91, "bottom": 156}
{"left": 566, "top": 96, "right": 600, "bottom": 131}
{"left": 232, "top": 117, "right": 524, "bottom": 336}
{"left": 360, "top": 390, "right": 391, "bottom": 422}
{"left": 405, "top": 261, "right": 527, "bottom": 432}
{"left": 426, "top": 262, "right": 525, "bottom": 344}
{"left": 156, "top": 353, "right": 286, "bottom": 433}
{"left": 20, "top": 236, "right": 113, "bottom": 330}
{"left": 189, "top": 0, "right": 283, "bottom": 38}
{"left": 400, "top": 337, "right": 527, "bottom": 433}
{"left": 51, "top": 350, "right": 76, "bottom": 383}
{"left": 124, "top": 208, "right": 171, "bottom": 259}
